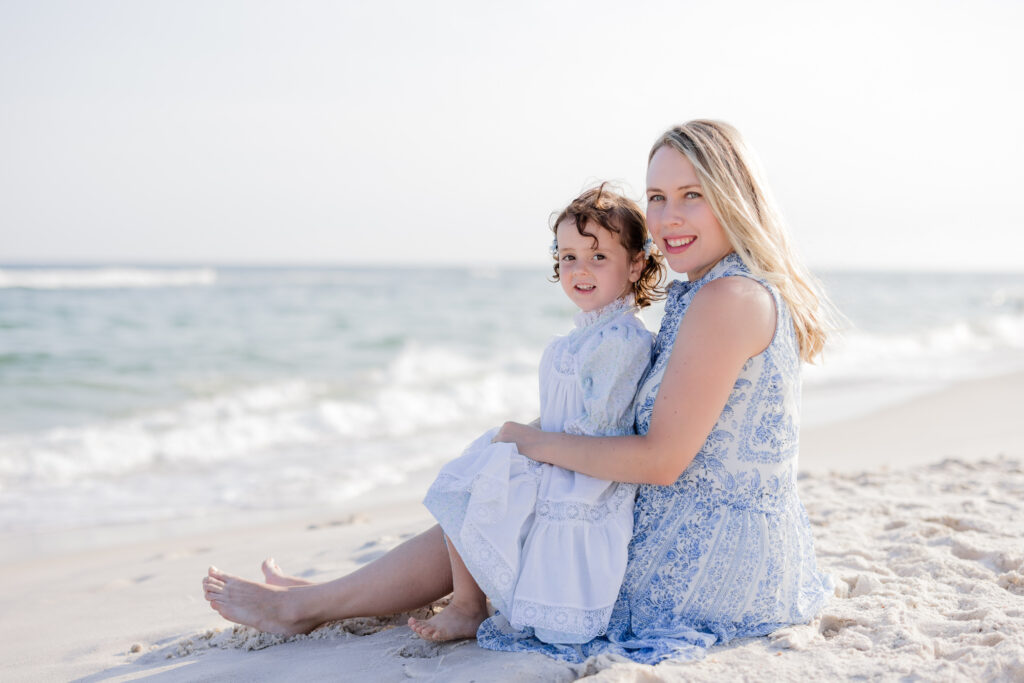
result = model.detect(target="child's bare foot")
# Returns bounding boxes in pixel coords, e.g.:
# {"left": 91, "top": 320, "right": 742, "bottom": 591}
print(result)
{"left": 407, "top": 600, "right": 488, "bottom": 642}
{"left": 202, "top": 566, "right": 320, "bottom": 636}
{"left": 262, "top": 558, "right": 313, "bottom": 587}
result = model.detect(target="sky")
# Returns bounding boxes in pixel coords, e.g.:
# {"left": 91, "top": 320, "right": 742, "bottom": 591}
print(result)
{"left": 1, "top": 0, "right": 1022, "bottom": 272}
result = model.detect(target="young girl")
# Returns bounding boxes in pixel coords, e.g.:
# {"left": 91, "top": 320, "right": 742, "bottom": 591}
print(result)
{"left": 407, "top": 184, "right": 665, "bottom": 643}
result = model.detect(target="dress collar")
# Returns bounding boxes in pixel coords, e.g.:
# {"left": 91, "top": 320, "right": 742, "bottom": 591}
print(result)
{"left": 573, "top": 294, "right": 638, "bottom": 330}
{"left": 668, "top": 252, "right": 746, "bottom": 297}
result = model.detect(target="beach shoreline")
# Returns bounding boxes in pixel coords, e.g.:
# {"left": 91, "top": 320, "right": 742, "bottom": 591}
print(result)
{"left": 2, "top": 370, "right": 1022, "bottom": 681}
{"left": 800, "top": 369, "right": 1024, "bottom": 472}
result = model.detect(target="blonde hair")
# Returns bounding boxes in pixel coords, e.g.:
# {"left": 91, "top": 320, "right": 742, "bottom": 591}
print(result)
{"left": 650, "top": 120, "right": 834, "bottom": 361}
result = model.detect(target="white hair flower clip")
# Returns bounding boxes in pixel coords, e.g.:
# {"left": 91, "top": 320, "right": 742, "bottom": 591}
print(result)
{"left": 642, "top": 237, "right": 654, "bottom": 257}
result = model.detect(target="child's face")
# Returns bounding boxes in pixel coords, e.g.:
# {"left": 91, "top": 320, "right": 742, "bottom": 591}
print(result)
{"left": 555, "top": 219, "right": 643, "bottom": 313}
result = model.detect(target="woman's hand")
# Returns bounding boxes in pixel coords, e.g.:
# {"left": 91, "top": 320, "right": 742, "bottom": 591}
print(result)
{"left": 492, "top": 421, "right": 543, "bottom": 458}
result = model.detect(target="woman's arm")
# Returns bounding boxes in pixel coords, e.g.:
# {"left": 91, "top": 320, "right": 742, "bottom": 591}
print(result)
{"left": 495, "top": 277, "right": 776, "bottom": 485}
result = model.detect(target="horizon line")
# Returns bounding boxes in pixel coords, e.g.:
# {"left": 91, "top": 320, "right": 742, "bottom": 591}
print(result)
{"left": 2, "top": 260, "right": 1023, "bottom": 276}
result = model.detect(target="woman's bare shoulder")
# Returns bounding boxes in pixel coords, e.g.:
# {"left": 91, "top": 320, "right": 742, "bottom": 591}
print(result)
{"left": 685, "top": 276, "right": 776, "bottom": 355}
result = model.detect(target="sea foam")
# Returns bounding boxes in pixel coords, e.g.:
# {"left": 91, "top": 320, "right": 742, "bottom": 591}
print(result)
{"left": 0, "top": 342, "right": 539, "bottom": 532}
{"left": 0, "top": 267, "right": 216, "bottom": 289}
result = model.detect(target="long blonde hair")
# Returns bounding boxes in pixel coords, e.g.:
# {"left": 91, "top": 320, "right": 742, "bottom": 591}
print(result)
{"left": 650, "top": 120, "right": 834, "bottom": 362}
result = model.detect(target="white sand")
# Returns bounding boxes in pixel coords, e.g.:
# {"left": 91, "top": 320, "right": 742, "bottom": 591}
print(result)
{"left": 1, "top": 372, "right": 1022, "bottom": 682}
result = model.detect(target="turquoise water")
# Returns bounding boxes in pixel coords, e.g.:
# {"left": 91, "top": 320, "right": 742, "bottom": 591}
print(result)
{"left": 1, "top": 265, "right": 1023, "bottom": 534}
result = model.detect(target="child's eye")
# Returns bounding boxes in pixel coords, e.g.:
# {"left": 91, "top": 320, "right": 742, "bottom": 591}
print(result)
{"left": 560, "top": 254, "right": 575, "bottom": 262}
{"left": 592, "top": 254, "right": 605, "bottom": 261}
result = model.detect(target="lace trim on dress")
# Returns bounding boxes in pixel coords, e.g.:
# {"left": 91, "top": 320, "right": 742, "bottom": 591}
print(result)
{"left": 572, "top": 294, "right": 638, "bottom": 330}
{"left": 535, "top": 482, "right": 636, "bottom": 522}
{"left": 509, "top": 599, "right": 615, "bottom": 641}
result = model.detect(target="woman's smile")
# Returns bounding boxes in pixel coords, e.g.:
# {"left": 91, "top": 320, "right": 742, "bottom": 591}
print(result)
{"left": 662, "top": 236, "right": 697, "bottom": 254}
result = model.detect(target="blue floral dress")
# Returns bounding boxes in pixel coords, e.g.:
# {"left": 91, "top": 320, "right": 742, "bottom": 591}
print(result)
{"left": 477, "top": 253, "right": 832, "bottom": 664}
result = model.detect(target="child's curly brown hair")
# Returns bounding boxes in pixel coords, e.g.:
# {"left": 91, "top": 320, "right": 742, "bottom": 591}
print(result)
{"left": 550, "top": 182, "right": 665, "bottom": 307}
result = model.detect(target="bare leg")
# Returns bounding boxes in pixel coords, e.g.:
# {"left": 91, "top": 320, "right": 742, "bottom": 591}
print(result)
{"left": 203, "top": 525, "right": 453, "bottom": 635}
{"left": 407, "top": 536, "right": 489, "bottom": 641}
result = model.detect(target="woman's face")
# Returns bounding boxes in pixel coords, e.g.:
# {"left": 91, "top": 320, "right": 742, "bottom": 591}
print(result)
{"left": 646, "top": 145, "right": 733, "bottom": 280}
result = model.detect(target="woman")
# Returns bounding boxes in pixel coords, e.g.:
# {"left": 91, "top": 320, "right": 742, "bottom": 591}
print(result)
{"left": 203, "top": 120, "right": 833, "bottom": 665}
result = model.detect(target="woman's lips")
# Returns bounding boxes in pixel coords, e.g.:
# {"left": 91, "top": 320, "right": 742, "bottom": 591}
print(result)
{"left": 663, "top": 236, "right": 696, "bottom": 254}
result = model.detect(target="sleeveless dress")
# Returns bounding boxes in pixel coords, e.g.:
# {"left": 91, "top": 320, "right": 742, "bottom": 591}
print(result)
{"left": 423, "top": 296, "right": 653, "bottom": 644}
{"left": 477, "top": 253, "right": 832, "bottom": 664}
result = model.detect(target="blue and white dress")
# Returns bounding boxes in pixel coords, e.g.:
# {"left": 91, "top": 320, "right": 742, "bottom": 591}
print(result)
{"left": 423, "top": 296, "right": 653, "bottom": 644}
{"left": 477, "top": 253, "right": 832, "bottom": 664}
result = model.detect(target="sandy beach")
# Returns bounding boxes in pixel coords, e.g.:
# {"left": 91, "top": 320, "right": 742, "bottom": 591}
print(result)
{"left": 3, "top": 0, "right": 1023, "bottom": 678}
{"left": 2, "top": 371, "right": 1022, "bottom": 682}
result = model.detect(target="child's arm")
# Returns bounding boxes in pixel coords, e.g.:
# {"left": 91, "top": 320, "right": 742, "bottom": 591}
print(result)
{"left": 562, "top": 316, "right": 652, "bottom": 438}
{"left": 495, "top": 277, "right": 776, "bottom": 485}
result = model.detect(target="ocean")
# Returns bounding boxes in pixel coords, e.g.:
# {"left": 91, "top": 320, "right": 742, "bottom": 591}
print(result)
{"left": 2, "top": 265, "right": 1023, "bottom": 547}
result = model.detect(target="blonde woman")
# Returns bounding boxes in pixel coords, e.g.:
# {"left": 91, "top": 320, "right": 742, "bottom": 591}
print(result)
{"left": 203, "top": 120, "right": 832, "bottom": 665}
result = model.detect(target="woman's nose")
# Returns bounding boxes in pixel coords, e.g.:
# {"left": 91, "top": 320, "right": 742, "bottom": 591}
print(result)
{"left": 664, "top": 200, "right": 684, "bottom": 226}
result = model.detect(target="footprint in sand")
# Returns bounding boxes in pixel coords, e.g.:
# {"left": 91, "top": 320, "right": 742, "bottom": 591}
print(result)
{"left": 925, "top": 515, "right": 993, "bottom": 533}
{"left": 146, "top": 547, "right": 212, "bottom": 563}
{"left": 997, "top": 570, "right": 1024, "bottom": 595}
{"left": 818, "top": 613, "right": 858, "bottom": 638}
{"left": 307, "top": 513, "right": 370, "bottom": 530}
{"left": 392, "top": 638, "right": 447, "bottom": 659}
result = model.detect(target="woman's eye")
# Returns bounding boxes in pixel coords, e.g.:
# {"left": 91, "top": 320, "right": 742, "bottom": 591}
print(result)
{"left": 685, "top": 191, "right": 702, "bottom": 199}
{"left": 647, "top": 194, "right": 664, "bottom": 202}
